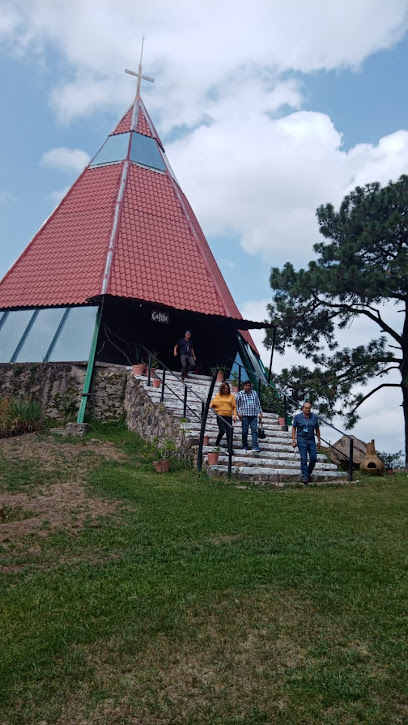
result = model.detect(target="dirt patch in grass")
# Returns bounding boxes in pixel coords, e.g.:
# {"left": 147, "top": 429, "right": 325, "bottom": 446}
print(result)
{"left": 0, "top": 433, "right": 127, "bottom": 546}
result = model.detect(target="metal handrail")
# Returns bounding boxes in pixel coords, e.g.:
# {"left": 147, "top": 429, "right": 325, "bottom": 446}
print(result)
{"left": 137, "top": 345, "right": 234, "bottom": 476}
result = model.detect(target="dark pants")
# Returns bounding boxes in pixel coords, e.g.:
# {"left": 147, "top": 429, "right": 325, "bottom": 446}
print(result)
{"left": 297, "top": 439, "right": 317, "bottom": 480}
{"left": 242, "top": 416, "right": 258, "bottom": 449}
{"left": 180, "top": 354, "right": 195, "bottom": 378}
{"left": 216, "top": 416, "right": 233, "bottom": 452}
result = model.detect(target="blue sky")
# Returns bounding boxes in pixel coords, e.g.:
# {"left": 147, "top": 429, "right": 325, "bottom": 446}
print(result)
{"left": 1, "top": 0, "right": 408, "bottom": 452}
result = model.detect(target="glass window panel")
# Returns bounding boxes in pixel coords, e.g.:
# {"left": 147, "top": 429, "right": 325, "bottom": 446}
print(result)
{"left": 15, "top": 308, "right": 66, "bottom": 362}
{"left": 48, "top": 306, "right": 98, "bottom": 362}
{"left": 130, "top": 132, "right": 166, "bottom": 171}
{"left": 0, "top": 310, "right": 35, "bottom": 362}
{"left": 244, "top": 341, "right": 267, "bottom": 381}
{"left": 0, "top": 311, "right": 5, "bottom": 326}
{"left": 90, "top": 133, "right": 130, "bottom": 167}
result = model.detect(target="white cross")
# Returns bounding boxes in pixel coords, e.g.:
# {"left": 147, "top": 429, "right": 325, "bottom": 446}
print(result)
{"left": 125, "top": 37, "right": 154, "bottom": 97}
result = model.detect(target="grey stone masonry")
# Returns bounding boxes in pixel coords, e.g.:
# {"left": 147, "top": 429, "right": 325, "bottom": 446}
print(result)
{"left": 130, "top": 369, "right": 348, "bottom": 487}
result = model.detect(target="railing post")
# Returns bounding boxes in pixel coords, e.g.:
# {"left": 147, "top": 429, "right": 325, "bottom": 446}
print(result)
{"left": 349, "top": 437, "right": 354, "bottom": 482}
{"left": 258, "top": 377, "right": 261, "bottom": 397}
{"left": 228, "top": 443, "right": 232, "bottom": 477}
{"left": 197, "top": 369, "right": 218, "bottom": 472}
{"left": 238, "top": 365, "right": 241, "bottom": 389}
{"left": 201, "top": 401, "right": 204, "bottom": 419}
{"left": 147, "top": 353, "right": 151, "bottom": 386}
{"left": 161, "top": 367, "right": 166, "bottom": 402}
{"left": 283, "top": 395, "right": 288, "bottom": 431}
{"left": 183, "top": 386, "right": 188, "bottom": 418}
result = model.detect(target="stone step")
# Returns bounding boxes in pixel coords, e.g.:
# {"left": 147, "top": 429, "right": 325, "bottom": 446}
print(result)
{"left": 201, "top": 445, "right": 328, "bottom": 462}
{"left": 201, "top": 450, "right": 337, "bottom": 470}
{"left": 207, "top": 465, "right": 347, "bottom": 485}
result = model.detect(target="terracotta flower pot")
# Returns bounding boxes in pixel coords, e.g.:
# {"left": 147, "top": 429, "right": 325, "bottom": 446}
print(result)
{"left": 153, "top": 460, "right": 170, "bottom": 473}
{"left": 203, "top": 435, "right": 210, "bottom": 446}
{"left": 278, "top": 417, "right": 285, "bottom": 426}
{"left": 232, "top": 385, "right": 239, "bottom": 393}
{"left": 152, "top": 378, "right": 161, "bottom": 388}
{"left": 132, "top": 363, "right": 145, "bottom": 376}
{"left": 216, "top": 371, "right": 224, "bottom": 382}
{"left": 207, "top": 452, "right": 219, "bottom": 465}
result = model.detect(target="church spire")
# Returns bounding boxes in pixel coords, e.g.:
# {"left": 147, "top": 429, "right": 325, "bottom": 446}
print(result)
{"left": 125, "top": 38, "right": 154, "bottom": 131}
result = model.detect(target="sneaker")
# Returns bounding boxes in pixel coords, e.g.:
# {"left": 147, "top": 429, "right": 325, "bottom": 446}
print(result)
{"left": 242, "top": 446, "right": 248, "bottom": 451}
{"left": 253, "top": 447, "right": 260, "bottom": 452}
{"left": 301, "top": 478, "right": 309, "bottom": 485}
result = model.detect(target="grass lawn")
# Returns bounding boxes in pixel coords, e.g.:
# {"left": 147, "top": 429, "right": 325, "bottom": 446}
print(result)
{"left": 0, "top": 422, "right": 407, "bottom": 724}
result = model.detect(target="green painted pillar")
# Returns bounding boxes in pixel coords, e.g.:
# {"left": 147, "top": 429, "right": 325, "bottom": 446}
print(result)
{"left": 77, "top": 305, "right": 102, "bottom": 424}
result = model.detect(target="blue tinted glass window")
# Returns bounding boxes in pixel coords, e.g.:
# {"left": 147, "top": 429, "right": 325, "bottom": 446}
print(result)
{"left": 15, "top": 308, "right": 66, "bottom": 362}
{"left": 90, "top": 133, "right": 130, "bottom": 167}
{"left": 244, "top": 341, "right": 267, "bottom": 381}
{"left": 130, "top": 132, "right": 166, "bottom": 171}
{"left": 0, "top": 310, "right": 35, "bottom": 362}
{"left": 48, "top": 307, "right": 98, "bottom": 362}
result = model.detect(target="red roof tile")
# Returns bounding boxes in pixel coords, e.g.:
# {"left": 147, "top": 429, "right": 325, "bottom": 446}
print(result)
{"left": 0, "top": 165, "right": 122, "bottom": 308}
{"left": 0, "top": 98, "right": 258, "bottom": 353}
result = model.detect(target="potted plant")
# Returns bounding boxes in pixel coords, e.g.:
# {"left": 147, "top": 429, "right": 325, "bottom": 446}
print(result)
{"left": 203, "top": 434, "right": 210, "bottom": 446}
{"left": 230, "top": 371, "right": 240, "bottom": 392}
{"left": 208, "top": 446, "right": 220, "bottom": 465}
{"left": 132, "top": 360, "right": 146, "bottom": 376}
{"left": 211, "top": 365, "right": 228, "bottom": 383}
{"left": 153, "top": 438, "right": 176, "bottom": 472}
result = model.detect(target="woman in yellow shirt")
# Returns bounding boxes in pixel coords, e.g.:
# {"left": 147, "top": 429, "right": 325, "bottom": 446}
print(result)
{"left": 210, "top": 382, "right": 237, "bottom": 455}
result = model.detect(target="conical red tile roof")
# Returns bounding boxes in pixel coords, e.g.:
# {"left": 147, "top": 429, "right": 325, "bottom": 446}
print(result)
{"left": 0, "top": 99, "right": 257, "bottom": 351}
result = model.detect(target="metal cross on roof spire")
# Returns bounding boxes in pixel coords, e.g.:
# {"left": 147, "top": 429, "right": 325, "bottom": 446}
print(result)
{"left": 125, "top": 37, "right": 154, "bottom": 98}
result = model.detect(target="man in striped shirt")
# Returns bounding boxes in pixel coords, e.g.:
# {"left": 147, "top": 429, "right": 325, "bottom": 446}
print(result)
{"left": 236, "top": 380, "right": 263, "bottom": 452}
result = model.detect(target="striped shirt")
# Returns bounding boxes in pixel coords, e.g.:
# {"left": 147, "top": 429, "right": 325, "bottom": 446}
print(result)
{"left": 236, "top": 389, "right": 262, "bottom": 416}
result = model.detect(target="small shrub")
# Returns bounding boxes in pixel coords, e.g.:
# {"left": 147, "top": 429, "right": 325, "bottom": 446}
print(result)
{"left": 0, "top": 397, "right": 43, "bottom": 437}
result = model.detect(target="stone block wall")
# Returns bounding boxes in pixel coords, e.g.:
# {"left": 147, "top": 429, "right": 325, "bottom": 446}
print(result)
{"left": 0, "top": 362, "right": 127, "bottom": 422}
{"left": 125, "top": 375, "right": 197, "bottom": 460}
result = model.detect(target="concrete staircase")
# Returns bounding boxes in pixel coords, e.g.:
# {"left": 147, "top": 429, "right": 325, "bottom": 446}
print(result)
{"left": 133, "top": 370, "right": 347, "bottom": 487}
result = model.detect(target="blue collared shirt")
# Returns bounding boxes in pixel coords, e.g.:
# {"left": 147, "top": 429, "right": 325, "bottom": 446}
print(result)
{"left": 236, "top": 389, "right": 262, "bottom": 416}
{"left": 293, "top": 412, "right": 319, "bottom": 441}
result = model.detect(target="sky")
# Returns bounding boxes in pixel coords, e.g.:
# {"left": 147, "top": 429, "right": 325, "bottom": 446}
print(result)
{"left": 1, "top": 0, "right": 408, "bottom": 454}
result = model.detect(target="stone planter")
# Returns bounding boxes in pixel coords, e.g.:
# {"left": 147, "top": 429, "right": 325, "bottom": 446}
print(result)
{"left": 153, "top": 460, "right": 170, "bottom": 473}
{"left": 132, "top": 363, "right": 145, "bottom": 376}
{"left": 207, "top": 452, "right": 219, "bottom": 465}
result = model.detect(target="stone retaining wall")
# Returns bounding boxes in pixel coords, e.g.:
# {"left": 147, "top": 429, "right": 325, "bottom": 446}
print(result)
{"left": 0, "top": 362, "right": 127, "bottom": 422}
{"left": 125, "top": 375, "right": 197, "bottom": 460}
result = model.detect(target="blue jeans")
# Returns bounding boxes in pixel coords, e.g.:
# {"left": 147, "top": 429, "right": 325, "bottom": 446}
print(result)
{"left": 297, "top": 439, "right": 317, "bottom": 480}
{"left": 242, "top": 416, "right": 258, "bottom": 449}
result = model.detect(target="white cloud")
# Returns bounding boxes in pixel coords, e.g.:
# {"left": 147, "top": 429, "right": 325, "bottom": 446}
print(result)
{"left": 49, "top": 186, "right": 71, "bottom": 204}
{"left": 0, "top": 192, "right": 16, "bottom": 204}
{"left": 2, "top": 0, "right": 408, "bottom": 123}
{"left": 41, "top": 147, "right": 90, "bottom": 173}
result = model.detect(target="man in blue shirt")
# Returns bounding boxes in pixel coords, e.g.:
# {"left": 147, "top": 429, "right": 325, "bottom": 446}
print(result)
{"left": 236, "top": 380, "right": 263, "bottom": 452}
{"left": 292, "top": 402, "right": 321, "bottom": 484}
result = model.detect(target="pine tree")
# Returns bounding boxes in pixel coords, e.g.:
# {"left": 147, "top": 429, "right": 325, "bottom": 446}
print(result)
{"left": 266, "top": 175, "right": 408, "bottom": 461}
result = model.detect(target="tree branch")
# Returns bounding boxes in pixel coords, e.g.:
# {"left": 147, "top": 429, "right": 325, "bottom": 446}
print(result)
{"left": 317, "top": 298, "right": 402, "bottom": 345}
{"left": 350, "top": 383, "right": 401, "bottom": 413}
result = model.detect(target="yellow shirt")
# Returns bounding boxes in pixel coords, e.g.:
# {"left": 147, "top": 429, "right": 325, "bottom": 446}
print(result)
{"left": 210, "top": 393, "right": 237, "bottom": 417}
